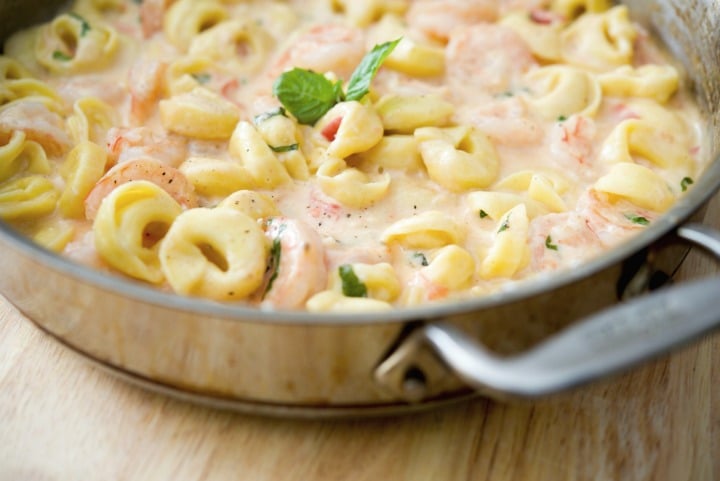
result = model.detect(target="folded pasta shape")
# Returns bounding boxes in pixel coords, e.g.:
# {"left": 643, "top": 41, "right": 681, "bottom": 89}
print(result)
{"left": 598, "top": 101, "right": 693, "bottom": 171}
{"left": 66, "top": 97, "right": 117, "bottom": 145}
{"left": 353, "top": 135, "right": 424, "bottom": 173}
{"left": 480, "top": 204, "right": 530, "bottom": 279}
{"left": 525, "top": 65, "right": 602, "bottom": 120}
{"left": 466, "top": 191, "right": 548, "bottom": 221}
{"left": 58, "top": 141, "right": 107, "bottom": 218}
{"left": 422, "top": 245, "right": 475, "bottom": 291}
{"left": 159, "top": 87, "right": 241, "bottom": 140}
{"left": 551, "top": 0, "right": 612, "bottom": 17}
{"left": 216, "top": 190, "right": 280, "bottom": 220}
{"left": 255, "top": 111, "right": 309, "bottom": 180}
{"left": 500, "top": 12, "right": 563, "bottom": 62}
{"left": 1, "top": 78, "right": 64, "bottom": 113}
{"left": 315, "top": 101, "right": 384, "bottom": 159}
{"left": 317, "top": 156, "right": 391, "bottom": 208}
{"left": 0, "top": 56, "right": 33, "bottom": 81}
{"left": 32, "top": 220, "right": 75, "bottom": 253}
{"left": 228, "top": 121, "right": 291, "bottom": 189}
{"left": 159, "top": 207, "right": 268, "bottom": 300}
{"left": 35, "top": 13, "right": 119, "bottom": 74}
{"left": 599, "top": 65, "right": 680, "bottom": 103}
{"left": 368, "top": 15, "right": 444, "bottom": 77}
{"left": 375, "top": 94, "right": 454, "bottom": 134}
{"left": 416, "top": 126, "right": 499, "bottom": 192}
{"left": 93, "top": 180, "right": 183, "bottom": 283}
{"left": 188, "top": 19, "right": 273, "bottom": 74}
{"left": 561, "top": 6, "right": 636, "bottom": 72}
{"left": 329, "top": 263, "right": 401, "bottom": 302}
{"left": 165, "top": 56, "right": 216, "bottom": 96}
{"left": 0, "top": 130, "right": 28, "bottom": 182}
{"left": 0, "top": 175, "right": 58, "bottom": 221}
{"left": 179, "top": 157, "right": 254, "bottom": 197}
{"left": 306, "top": 291, "right": 393, "bottom": 313}
{"left": 332, "top": 0, "right": 409, "bottom": 27}
{"left": 382, "top": 211, "right": 464, "bottom": 249}
{"left": 164, "top": 0, "right": 229, "bottom": 51}
{"left": 594, "top": 163, "right": 675, "bottom": 212}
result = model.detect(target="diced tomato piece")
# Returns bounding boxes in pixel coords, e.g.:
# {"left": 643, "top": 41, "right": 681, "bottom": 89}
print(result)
{"left": 321, "top": 117, "right": 343, "bottom": 142}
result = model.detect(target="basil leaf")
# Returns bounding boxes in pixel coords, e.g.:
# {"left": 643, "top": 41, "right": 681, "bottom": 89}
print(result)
{"left": 263, "top": 237, "right": 282, "bottom": 297}
{"left": 411, "top": 252, "right": 429, "bottom": 267}
{"left": 624, "top": 213, "right": 650, "bottom": 226}
{"left": 272, "top": 68, "right": 344, "bottom": 125}
{"left": 68, "top": 12, "right": 91, "bottom": 37}
{"left": 681, "top": 176, "right": 694, "bottom": 192}
{"left": 52, "top": 51, "right": 72, "bottom": 61}
{"left": 545, "top": 236, "right": 558, "bottom": 251}
{"left": 339, "top": 265, "right": 367, "bottom": 298}
{"left": 254, "top": 106, "right": 287, "bottom": 125}
{"left": 345, "top": 38, "right": 401, "bottom": 102}
{"left": 190, "top": 72, "right": 211, "bottom": 84}
{"left": 270, "top": 143, "right": 298, "bottom": 153}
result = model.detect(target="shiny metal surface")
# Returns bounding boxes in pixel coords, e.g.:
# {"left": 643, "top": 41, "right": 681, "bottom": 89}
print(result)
{"left": 0, "top": 0, "right": 718, "bottom": 415}
{"left": 375, "top": 225, "right": 720, "bottom": 400}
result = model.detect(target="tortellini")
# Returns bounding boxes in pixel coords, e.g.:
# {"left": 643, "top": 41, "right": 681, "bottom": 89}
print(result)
{"left": 415, "top": 126, "right": 499, "bottom": 192}
{"left": 561, "top": 6, "right": 637, "bottom": 72}
{"left": 160, "top": 87, "right": 241, "bottom": 140}
{"left": 58, "top": 141, "right": 107, "bottom": 218}
{"left": 314, "top": 101, "right": 384, "bottom": 159}
{"left": 375, "top": 94, "right": 454, "bottom": 134}
{"left": 0, "top": 175, "right": 58, "bottom": 221}
{"left": 35, "top": 13, "right": 119, "bottom": 74}
{"left": 525, "top": 65, "right": 602, "bottom": 120}
{"left": 382, "top": 211, "right": 464, "bottom": 249}
{"left": 93, "top": 181, "right": 183, "bottom": 283}
{"left": 188, "top": 19, "right": 274, "bottom": 74}
{"left": 228, "top": 121, "right": 292, "bottom": 189}
{"left": 159, "top": 207, "right": 269, "bottom": 300}
{"left": 599, "top": 65, "right": 680, "bottom": 103}
{"left": 480, "top": 204, "right": 531, "bottom": 279}
{"left": 163, "top": 0, "right": 229, "bottom": 51}
{"left": 594, "top": 163, "right": 675, "bottom": 212}
{"left": 317, "top": 156, "right": 391, "bottom": 208}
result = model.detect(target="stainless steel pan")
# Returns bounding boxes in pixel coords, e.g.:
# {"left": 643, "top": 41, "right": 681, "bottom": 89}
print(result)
{"left": 0, "top": 0, "right": 719, "bottom": 417}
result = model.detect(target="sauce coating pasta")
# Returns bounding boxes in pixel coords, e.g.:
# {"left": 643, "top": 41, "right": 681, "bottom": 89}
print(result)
{"left": 0, "top": 0, "right": 706, "bottom": 311}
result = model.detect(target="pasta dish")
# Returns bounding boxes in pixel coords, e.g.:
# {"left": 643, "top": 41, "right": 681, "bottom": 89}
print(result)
{"left": 0, "top": 0, "right": 705, "bottom": 311}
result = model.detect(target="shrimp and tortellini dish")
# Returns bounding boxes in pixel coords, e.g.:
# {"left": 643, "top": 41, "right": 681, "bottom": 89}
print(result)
{"left": 0, "top": 0, "right": 707, "bottom": 311}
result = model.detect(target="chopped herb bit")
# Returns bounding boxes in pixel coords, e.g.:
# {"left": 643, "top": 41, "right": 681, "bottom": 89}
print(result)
{"left": 68, "top": 12, "right": 91, "bottom": 36}
{"left": 253, "top": 106, "right": 287, "bottom": 125}
{"left": 479, "top": 209, "right": 489, "bottom": 219}
{"left": 557, "top": 115, "right": 567, "bottom": 122}
{"left": 132, "top": 0, "right": 142, "bottom": 4}
{"left": 339, "top": 265, "right": 368, "bottom": 298}
{"left": 272, "top": 39, "right": 400, "bottom": 125}
{"left": 270, "top": 143, "right": 299, "bottom": 153}
{"left": 52, "top": 50, "right": 72, "bottom": 61}
{"left": 263, "top": 237, "right": 282, "bottom": 297}
{"left": 681, "top": 176, "right": 694, "bottom": 192}
{"left": 190, "top": 72, "right": 211, "bottom": 84}
{"left": 345, "top": 38, "right": 401, "bottom": 102}
{"left": 412, "top": 252, "right": 429, "bottom": 267}
{"left": 498, "top": 215, "right": 511, "bottom": 233}
{"left": 545, "top": 236, "right": 559, "bottom": 251}
{"left": 624, "top": 213, "right": 650, "bottom": 226}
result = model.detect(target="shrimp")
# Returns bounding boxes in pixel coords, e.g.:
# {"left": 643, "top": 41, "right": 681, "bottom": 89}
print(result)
{"left": 549, "top": 115, "right": 597, "bottom": 175}
{"left": 528, "top": 212, "right": 604, "bottom": 272}
{"left": 0, "top": 101, "right": 72, "bottom": 157}
{"left": 260, "top": 218, "right": 328, "bottom": 310}
{"left": 84, "top": 158, "right": 198, "bottom": 220}
{"left": 456, "top": 95, "right": 542, "bottom": 145}
{"left": 446, "top": 24, "right": 537, "bottom": 95}
{"left": 106, "top": 127, "right": 188, "bottom": 167}
{"left": 269, "top": 24, "right": 366, "bottom": 80}
{"left": 406, "top": 0, "right": 498, "bottom": 42}
{"left": 128, "top": 59, "right": 167, "bottom": 124}
{"left": 55, "top": 77, "right": 127, "bottom": 107}
{"left": 577, "top": 189, "right": 657, "bottom": 247}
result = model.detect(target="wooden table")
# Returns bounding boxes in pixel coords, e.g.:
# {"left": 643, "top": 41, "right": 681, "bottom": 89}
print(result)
{"left": 2, "top": 197, "right": 719, "bottom": 481}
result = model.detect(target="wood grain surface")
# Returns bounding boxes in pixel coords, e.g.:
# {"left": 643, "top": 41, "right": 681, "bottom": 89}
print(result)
{"left": 1, "top": 195, "right": 719, "bottom": 481}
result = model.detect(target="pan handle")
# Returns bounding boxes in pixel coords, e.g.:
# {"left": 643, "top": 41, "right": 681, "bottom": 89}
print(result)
{"left": 374, "top": 224, "right": 720, "bottom": 400}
